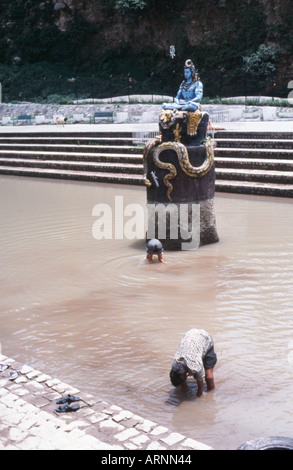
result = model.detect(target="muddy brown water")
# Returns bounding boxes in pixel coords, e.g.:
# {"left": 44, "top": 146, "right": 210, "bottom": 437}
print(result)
{"left": 0, "top": 176, "right": 292, "bottom": 450}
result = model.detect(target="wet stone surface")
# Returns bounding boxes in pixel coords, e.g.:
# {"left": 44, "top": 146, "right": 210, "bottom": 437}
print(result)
{"left": 0, "top": 354, "right": 212, "bottom": 451}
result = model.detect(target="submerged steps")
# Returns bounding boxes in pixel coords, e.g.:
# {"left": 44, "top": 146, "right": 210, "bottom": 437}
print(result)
{"left": 0, "top": 129, "right": 292, "bottom": 197}
{"left": 216, "top": 180, "right": 293, "bottom": 198}
{"left": 0, "top": 165, "right": 144, "bottom": 185}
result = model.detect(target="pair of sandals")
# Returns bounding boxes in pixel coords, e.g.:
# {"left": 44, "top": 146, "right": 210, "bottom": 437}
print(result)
{"left": 55, "top": 394, "right": 81, "bottom": 413}
{"left": 1, "top": 364, "right": 81, "bottom": 413}
{"left": 0, "top": 364, "right": 19, "bottom": 380}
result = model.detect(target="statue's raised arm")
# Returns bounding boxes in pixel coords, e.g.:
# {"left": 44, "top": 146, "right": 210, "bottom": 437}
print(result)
{"left": 162, "top": 59, "right": 203, "bottom": 112}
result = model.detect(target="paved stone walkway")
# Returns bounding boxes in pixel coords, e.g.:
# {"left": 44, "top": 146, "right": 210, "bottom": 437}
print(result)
{"left": 0, "top": 354, "right": 212, "bottom": 451}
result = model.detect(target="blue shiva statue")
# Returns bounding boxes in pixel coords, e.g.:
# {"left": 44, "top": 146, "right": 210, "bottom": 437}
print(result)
{"left": 162, "top": 59, "right": 203, "bottom": 112}
{"left": 144, "top": 58, "right": 219, "bottom": 249}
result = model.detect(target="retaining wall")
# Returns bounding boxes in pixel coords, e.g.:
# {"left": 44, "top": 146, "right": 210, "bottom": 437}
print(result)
{"left": 1, "top": 102, "right": 293, "bottom": 126}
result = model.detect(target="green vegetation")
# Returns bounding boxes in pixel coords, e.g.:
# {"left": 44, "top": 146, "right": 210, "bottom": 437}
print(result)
{"left": 202, "top": 97, "right": 292, "bottom": 107}
{"left": 0, "top": 0, "right": 292, "bottom": 103}
{"left": 113, "top": 0, "right": 148, "bottom": 16}
{"left": 243, "top": 45, "right": 281, "bottom": 90}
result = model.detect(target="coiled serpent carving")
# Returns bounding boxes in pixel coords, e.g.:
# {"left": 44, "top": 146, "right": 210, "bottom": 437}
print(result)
{"left": 143, "top": 137, "right": 216, "bottom": 202}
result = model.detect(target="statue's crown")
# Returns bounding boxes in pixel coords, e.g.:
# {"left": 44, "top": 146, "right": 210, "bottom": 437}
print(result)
{"left": 185, "top": 59, "right": 196, "bottom": 74}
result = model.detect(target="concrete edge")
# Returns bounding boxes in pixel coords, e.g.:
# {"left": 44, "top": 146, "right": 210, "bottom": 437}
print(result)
{"left": 0, "top": 354, "right": 213, "bottom": 451}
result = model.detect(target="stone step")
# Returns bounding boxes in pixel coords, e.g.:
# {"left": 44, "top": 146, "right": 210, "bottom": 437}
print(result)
{"left": 1, "top": 130, "right": 293, "bottom": 198}
{"left": 0, "top": 166, "right": 145, "bottom": 185}
{"left": 215, "top": 138, "right": 293, "bottom": 149}
{"left": 0, "top": 136, "right": 146, "bottom": 146}
{"left": 0, "top": 149, "right": 143, "bottom": 164}
{"left": 2, "top": 157, "right": 291, "bottom": 182}
{"left": 0, "top": 131, "right": 135, "bottom": 138}
{"left": 215, "top": 147, "right": 293, "bottom": 160}
{"left": 215, "top": 156, "right": 293, "bottom": 171}
{"left": 1, "top": 137, "right": 292, "bottom": 151}
{"left": 0, "top": 143, "right": 143, "bottom": 154}
{"left": 2, "top": 154, "right": 291, "bottom": 177}
{"left": 1, "top": 164, "right": 291, "bottom": 197}
{"left": 0, "top": 157, "right": 144, "bottom": 174}
{"left": 215, "top": 179, "right": 293, "bottom": 198}
{"left": 216, "top": 168, "right": 293, "bottom": 184}
{"left": 214, "top": 131, "right": 293, "bottom": 140}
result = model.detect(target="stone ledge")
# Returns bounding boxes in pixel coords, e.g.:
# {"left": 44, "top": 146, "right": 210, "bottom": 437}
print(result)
{"left": 0, "top": 354, "right": 213, "bottom": 451}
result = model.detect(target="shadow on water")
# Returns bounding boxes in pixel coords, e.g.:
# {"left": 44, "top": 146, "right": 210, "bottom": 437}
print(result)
{"left": 165, "top": 380, "right": 200, "bottom": 406}
{"left": 129, "top": 239, "right": 147, "bottom": 251}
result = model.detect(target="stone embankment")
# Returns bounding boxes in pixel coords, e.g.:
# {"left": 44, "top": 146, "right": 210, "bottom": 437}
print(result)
{"left": 1, "top": 98, "right": 293, "bottom": 126}
{"left": 0, "top": 101, "right": 163, "bottom": 125}
{"left": 0, "top": 354, "right": 212, "bottom": 451}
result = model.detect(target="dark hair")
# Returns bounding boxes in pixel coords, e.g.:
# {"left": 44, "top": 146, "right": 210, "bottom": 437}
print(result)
{"left": 169, "top": 360, "right": 188, "bottom": 387}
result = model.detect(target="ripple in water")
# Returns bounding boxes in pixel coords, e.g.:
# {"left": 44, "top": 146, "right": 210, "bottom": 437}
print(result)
{"left": 0, "top": 179, "right": 293, "bottom": 450}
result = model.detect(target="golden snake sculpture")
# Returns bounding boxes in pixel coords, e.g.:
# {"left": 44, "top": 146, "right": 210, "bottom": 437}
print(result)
{"left": 143, "top": 137, "right": 216, "bottom": 202}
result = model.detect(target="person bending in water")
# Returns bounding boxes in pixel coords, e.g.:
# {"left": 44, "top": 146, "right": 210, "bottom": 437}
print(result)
{"left": 170, "top": 328, "right": 217, "bottom": 397}
{"left": 146, "top": 239, "right": 166, "bottom": 264}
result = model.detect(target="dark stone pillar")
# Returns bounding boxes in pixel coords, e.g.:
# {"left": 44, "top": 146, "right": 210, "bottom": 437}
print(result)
{"left": 143, "top": 109, "right": 219, "bottom": 250}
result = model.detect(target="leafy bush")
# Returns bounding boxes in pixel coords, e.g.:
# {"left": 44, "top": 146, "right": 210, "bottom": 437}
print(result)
{"left": 114, "top": 0, "right": 148, "bottom": 15}
{"left": 243, "top": 44, "right": 281, "bottom": 90}
{"left": 45, "top": 94, "right": 75, "bottom": 104}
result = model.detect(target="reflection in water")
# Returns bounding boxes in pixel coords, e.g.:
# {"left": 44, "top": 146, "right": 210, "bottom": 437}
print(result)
{"left": 166, "top": 379, "right": 201, "bottom": 406}
{"left": 0, "top": 176, "right": 293, "bottom": 450}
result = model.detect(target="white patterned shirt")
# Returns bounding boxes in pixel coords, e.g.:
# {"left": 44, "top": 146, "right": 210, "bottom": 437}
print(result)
{"left": 173, "top": 328, "right": 214, "bottom": 381}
